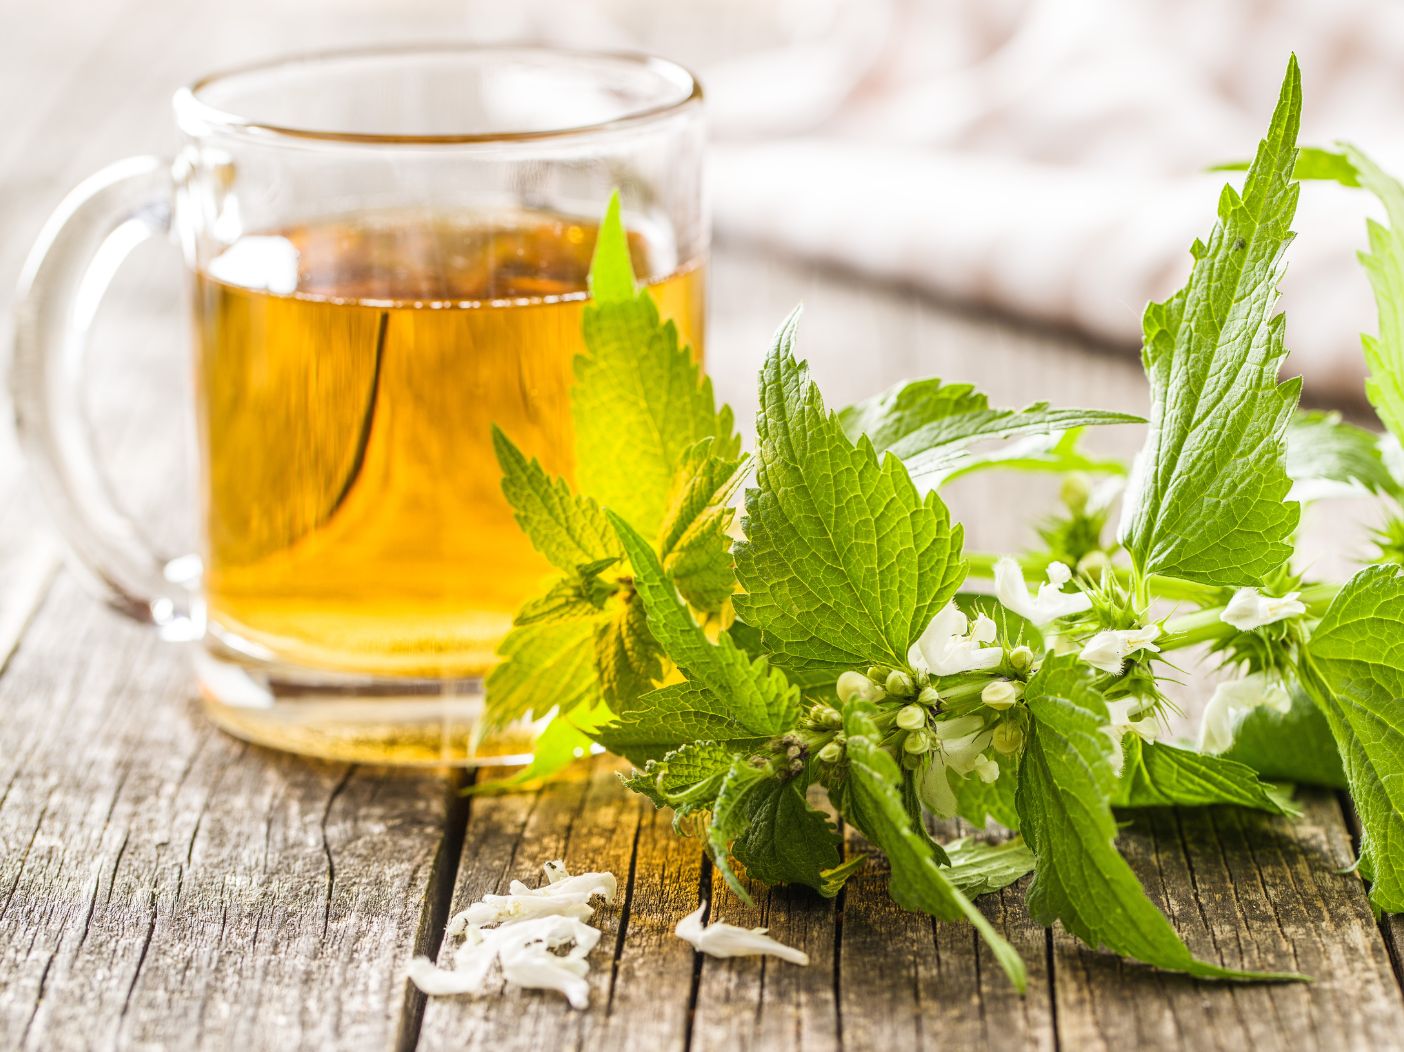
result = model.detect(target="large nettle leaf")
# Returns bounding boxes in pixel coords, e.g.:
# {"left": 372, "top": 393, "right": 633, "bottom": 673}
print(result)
{"left": 574, "top": 196, "right": 739, "bottom": 539}
{"left": 841, "top": 377, "right": 1140, "bottom": 489}
{"left": 1017, "top": 656, "right": 1300, "bottom": 980}
{"left": 1120, "top": 59, "right": 1302, "bottom": 587}
{"left": 1301, "top": 564, "right": 1404, "bottom": 912}
{"left": 1112, "top": 738, "right": 1297, "bottom": 815}
{"left": 733, "top": 311, "right": 967, "bottom": 676}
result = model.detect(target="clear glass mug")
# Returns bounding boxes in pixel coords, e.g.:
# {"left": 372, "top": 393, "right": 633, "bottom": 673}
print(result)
{"left": 11, "top": 46, "right": 706, "bottom": 766}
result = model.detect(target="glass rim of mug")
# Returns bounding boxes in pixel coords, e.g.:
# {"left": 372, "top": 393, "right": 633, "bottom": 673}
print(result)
{"left": 173, "top": 43, "right": 703, "bottom": 147}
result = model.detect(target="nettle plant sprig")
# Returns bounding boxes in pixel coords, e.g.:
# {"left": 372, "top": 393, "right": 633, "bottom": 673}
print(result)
{"left": 484, "top": 57, "right": 1404, "bottom": 989}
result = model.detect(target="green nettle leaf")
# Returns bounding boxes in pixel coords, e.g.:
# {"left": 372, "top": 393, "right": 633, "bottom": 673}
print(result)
{"left": 841, "top": 377, "right": 1141, "bottom": 489}
{"left": 514, "top": 559, "right": 618, "bottom": 626}
{"left": 574, "top": 194, "right": 739, "bottom": 538}
{"left": 953, "top": 767, "right": 1022, "bottom": 832}
{"left": 1342, "top": 144, "right": 1404, "bottom": 447}
{"left": 714, "top": 767, "right": 847, "bottom": 899}
{"left": 492, "top": 427, "right": 620, "bottom": 572}
{"left": 942, "top": 836, "right": 1037, "bottom": 898}
{"left": 621, "top": 740, "right": 738, "bottom": 813}
{"left": 656, "top": 439, "right": 746, "bottom": 614}
{"left": 1301, "top": 564, "right": 1404, "bottom": 911}
{"left": 1286, "top": 410, "right": 1401, "bottom": 501}
{"left": 1017, "top": 656, "right": 1301, "bottom": 980}
{"left": 841, "top": 703, "right": 1028, "bottom": 991}
{"left": 1221, "top": 687, "right": 1347, "bottom": 789}
{"left": 484, "top": 617, "right": 601, "bottom": 729}
{"left": 593, "top": 590, "right": 660, "bottom": 709}
{"left": 596, "top": 513, "right": 799, "bottom": 764}
{"left": 1113, "top": 738, "right": 1298, "bottom": 816}
{"left": 733, "top": 311, "right": 967, "bottom": 675}
{"left": 1120, "top": 59, "right": 1302, "bottom": 587}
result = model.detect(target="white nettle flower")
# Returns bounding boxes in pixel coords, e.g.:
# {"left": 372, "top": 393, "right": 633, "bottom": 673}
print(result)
{"left": 675, "top": 903, "right": 810, "bottom": 965}
{"left": 1103, "top": 696, "right": 1160, "bottom": 774}
{"left": 1079, "top": 624, "right": 1161, "bottom": 676}
{"left": 1220, "top": 588, "right": 1307, "bottom": 632}
{"left": 910, "top": 603, "right": 1003, "bottom": 676}
{"left": 994, "top": 557, "right": 1092, "bottom": 624}
{"left": 1198, "top": 673, "right": 1292, "bottom": 754}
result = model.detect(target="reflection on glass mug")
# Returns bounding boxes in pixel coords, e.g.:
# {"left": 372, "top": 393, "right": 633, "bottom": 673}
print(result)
{"left": 12, "top": 46, "right": 706, "bottom": 765}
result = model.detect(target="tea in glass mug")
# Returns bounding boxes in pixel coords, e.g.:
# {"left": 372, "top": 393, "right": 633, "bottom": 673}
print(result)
{"left": 13, "top": 47, "right": 706, "bottom": 765}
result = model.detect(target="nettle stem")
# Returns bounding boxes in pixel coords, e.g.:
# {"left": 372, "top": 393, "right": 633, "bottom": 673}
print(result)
{"left": 962, "top": 551, "right": 1218, "bottom": 604}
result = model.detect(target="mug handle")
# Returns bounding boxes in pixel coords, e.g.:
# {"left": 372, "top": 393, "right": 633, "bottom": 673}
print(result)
{"left": 11, "top": 156, "right": 198, "bottom": 639}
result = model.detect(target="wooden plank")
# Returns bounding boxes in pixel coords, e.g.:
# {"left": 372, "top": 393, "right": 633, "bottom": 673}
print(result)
{"left": 1051, "top": 792, "right": 1404, "bottom": 1051}
{"left": 417, "top": 758, "right": 704, "bottom": 1052}
{"left": 0, "top": 573, "right": 457, "bottom": 1051}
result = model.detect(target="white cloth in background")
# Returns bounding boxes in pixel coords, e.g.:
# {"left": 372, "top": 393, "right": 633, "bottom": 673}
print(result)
{"left": 473, "top": 0, "right": 1404, "bottom": 400}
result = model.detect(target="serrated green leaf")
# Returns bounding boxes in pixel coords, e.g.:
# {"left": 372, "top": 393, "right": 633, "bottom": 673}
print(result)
{"left": 733, "top": 311, "right": 968, "bottom": 676}
{"left": 594, "top": 681, "right": 771, "bottom": 767}
{"left": 841, "top": 702, "right": 1027, "bottom": 990}
{"left": 841, "top": 377, "right": 1140, "bottom": 490}
{"left": 953, "top": 767, "right": 1022, "bottom": 831}
{"left": 492, "top": 426, "right": 620, "bottom": 573}
{"left": 594, "top": 589, "right": 660, "bottom": 708}
{"left": 1120, "top": 59, "right": 1302, "bottom": 587}
{"left": 1301, "top": 564, "right": 1404, "bottom": 911}
{"left": 1018, "top": 655, "right": 1303, "bottom": 979}
{"left": 609, "top": 511, "right": 799, "bottom": 735}
{"left": 1221, "top": 686, "right": 1347, "bottom": 789}
{"left": 657, "top": 439, "right": 746, "bottom": 614}
{"left": 724, "top": 777, "right": 847, "bottom": 898}
{"left": 485, "top": 615, "right": 601, "bottom": 729}
{"left": 942, "top": 836, "right": 1036, "bottom": 898}
{"left": 1286, "top": 410, "right": 1401, "bottom": 502}
{"left": 1341, "top": 145, "right": 1404, "bottom": 447}
{"left": 587, "top": 191, "right": 636, "bottom": 304}
{"left": 515, "top": 559, "right": 619, "bottom": 626}
{"left": 622, "top": 740, "right": 738, "bottom": 813}
{"left": 1112, "top": 737, "right": 1298, "bottom": 815}
{"left": 575, "top": 198, "right": 738, "bottom": 538}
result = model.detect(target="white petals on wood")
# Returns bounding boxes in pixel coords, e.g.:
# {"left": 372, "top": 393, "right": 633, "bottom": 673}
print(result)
{"left": 675, "top": 903, "right": 810, "bottom": 965}
{"left": 408, "top": 860, "right": 615, "bottom": 1011}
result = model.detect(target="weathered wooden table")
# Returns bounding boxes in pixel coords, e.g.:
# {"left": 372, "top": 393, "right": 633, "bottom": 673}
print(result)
{"left": 4, "top": 3, "right": 1404, "bottom": 1049}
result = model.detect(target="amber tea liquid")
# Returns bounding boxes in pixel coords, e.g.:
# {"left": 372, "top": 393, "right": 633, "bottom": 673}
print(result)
{"left": 193, "top": 210, "right": 704, "bottom": 761}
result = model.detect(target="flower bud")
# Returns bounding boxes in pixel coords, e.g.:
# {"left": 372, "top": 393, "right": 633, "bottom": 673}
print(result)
{"left": 816, "top": 706, "right": 843, "bottom": 727}
{"left": 917, "top": 685, "right": 941, "bottom": 707}
{"left": 992, "top": 721, "right": 1025, "bottom": 755}
{"left": 1008, "top": 646, "right": 1035, "bottom": 673}
{"left": 818, "top": 741, "right": 843, "bottom": 764}
{"left": 895, "top": 704, "right": 926, "bottom": 731}
{"left": 885, "top": 670, "right": 915, "bottom": 697}
{"left": 981, "top": 680, "right": 1019, "bottom": 711}
{"left": 973, "top": 754, "right": 1001, "bottom": 783}
{"left": 903, "top": 730, "right": 931, "bottom": 755}
{"left": 866, "top": 666, "right": 886, "bottom": 683}
{"left": 901, "top": 752, "right": 922, "bottom": 770}
{"left": 837, "top": 670, "right": 881, "bottom": 704}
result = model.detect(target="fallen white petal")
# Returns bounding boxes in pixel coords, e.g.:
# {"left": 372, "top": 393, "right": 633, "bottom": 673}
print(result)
{"left": 462, "top": 892, "right": 596, "bottom": 926}
{"left": 508, "top": 871, "right": 617, "bottom": 904}
{"left": 676, "top": 903, "right": 810, "bottom": 965}
{"left": 499, "top": 945, "right": 591, "bottom": 1010}
{"left": 407, "top": 956, "right": 489, "bottom": 996}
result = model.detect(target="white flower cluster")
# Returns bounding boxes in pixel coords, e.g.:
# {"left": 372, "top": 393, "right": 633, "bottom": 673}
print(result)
{"left": 675, "top": 903, "right": 810, "bottom": 964}
{"left": 1198, "top": 673, "right": 1292, "bottom": 754}
{"left": 909, "top": 603, "right": 1002, "bottom": 676}
{"left": 1103, "top": 696, "right": 1160, "bottom": 774}
{"left": 407, "top": 861, "right": 617, "bottom": 1010}
{"left": 994, "top": 557, "right": 1092, "bottom": 624}
{"left": 1079, "top": 624, "right": 1161, "bottom": 676}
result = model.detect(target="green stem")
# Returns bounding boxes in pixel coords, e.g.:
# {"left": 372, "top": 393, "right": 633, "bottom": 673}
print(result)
{"left": 962, "top": 550, "right": 1218, "bottom": 604}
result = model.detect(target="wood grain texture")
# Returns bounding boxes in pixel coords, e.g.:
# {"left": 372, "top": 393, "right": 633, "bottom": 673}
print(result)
{"left": 0, "top": 575, "right": 458, "bottom": 1052}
